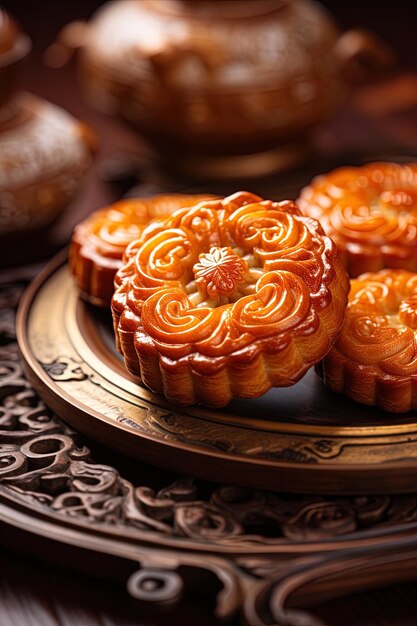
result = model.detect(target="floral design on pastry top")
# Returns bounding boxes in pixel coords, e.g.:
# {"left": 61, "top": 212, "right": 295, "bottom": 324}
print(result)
{"left": 69, "top": 193, "right": 213, "bottom": 306}
{"left": 193, "top": 246, "right": 248, "bottom": 300}
{"left": 319, "top": 269, "right": 417, "bottom": 413}
{"left": 112, "top": 191, "right": 349, "bottom": 407}
{"left": 297, "top": 162, "right": 417, "bottom": 277}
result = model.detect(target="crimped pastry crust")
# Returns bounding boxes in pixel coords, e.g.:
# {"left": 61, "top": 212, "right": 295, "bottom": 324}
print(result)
{"left": 298, "top": 162, "right": 417, "bottom": 277}
{"left": 319, "top": 269, "right": 417, "bottom": 413}
{"left": 112, "top": 191, "right": 349, "bottom": 407}
{"left": 69, "top": 194, "right": 211, "bottom": 306}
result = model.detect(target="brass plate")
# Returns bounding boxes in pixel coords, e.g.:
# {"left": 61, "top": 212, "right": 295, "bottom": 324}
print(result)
{"left": 17, "top": 254, "right": 417, "bottom": 494}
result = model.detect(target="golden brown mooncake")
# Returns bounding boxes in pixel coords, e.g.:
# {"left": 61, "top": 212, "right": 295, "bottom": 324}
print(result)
{"left": 112, "top": 191, "right": 349, "bottom": 407}
{"left": 319, "top": 269, "right": 417, "bottom": 413}
{"left": 298, "top": 162, "right": 417, "bottom": 277}
{"left": 69, "top": 193, "right": 211, "bottom": 306}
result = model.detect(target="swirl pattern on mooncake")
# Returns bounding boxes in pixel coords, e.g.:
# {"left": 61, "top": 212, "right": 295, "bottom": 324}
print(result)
{"left": 298, "top": 162, "right": 417, "bottom": 277}
{"left": 319, "top": 269, "right": 417, "bottom": 413}
{"left": 69, "top": 193, "right": 212, "bottom": 306}
{"left": 112, "top": 191, "right": 349, "bottom": 407}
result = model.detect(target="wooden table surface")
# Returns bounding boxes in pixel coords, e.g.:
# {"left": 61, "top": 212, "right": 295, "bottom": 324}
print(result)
{"left": 2, "top": 544, "right": 417, "bottom": 626}
{"left": 2, "top": 1, "right": 417, "bottom": 624}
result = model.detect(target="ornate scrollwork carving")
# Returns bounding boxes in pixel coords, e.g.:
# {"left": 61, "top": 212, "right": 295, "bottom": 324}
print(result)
{"left": 127, "top": 568, "right": 184, "bottom": 606}
{"left": 41, "top": 356, "right": 89, "bottom": 382}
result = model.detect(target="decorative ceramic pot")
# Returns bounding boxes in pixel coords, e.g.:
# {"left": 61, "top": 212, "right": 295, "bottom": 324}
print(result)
{"left": 0, "top": 9, "right": 95, "bottom": 238}
{"left": 0, "top": 92, "right": 95, "bottom": 235}
{"left": 54, "top": 0, "right": 391, "bottom": 178}
{"left": 0, "top": 8, "right": 31, "bottom": 108}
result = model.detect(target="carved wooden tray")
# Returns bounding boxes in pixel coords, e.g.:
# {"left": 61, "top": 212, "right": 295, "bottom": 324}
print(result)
{"left": 16, "top": 253, "right": 417, "bottom": 495}
{"left": 4, "top": 267, "right": 417, "bottom": 626}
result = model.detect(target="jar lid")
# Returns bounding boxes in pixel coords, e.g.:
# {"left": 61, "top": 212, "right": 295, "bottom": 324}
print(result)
{"left": 146, "top": 0, "right": 290, "bottom": 19}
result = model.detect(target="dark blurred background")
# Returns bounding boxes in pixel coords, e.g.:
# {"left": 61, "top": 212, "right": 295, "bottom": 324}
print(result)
{"left": 3, "top": 0, "right": 417, "bottom": 238}
{"left": 6, "top": 0, "right": 417, "bottom": 67}
{"left": 5, "top": 1, "right": 417, "bottom": 165}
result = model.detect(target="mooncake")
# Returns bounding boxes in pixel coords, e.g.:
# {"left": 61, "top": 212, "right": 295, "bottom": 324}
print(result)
{"left": 112, "top": 191, "right": 349, "bottom": 406}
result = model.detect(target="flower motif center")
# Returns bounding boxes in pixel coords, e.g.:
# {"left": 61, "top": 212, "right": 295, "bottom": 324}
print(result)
{"left": 193, "top": 246, "right": 247, "bottom": 297}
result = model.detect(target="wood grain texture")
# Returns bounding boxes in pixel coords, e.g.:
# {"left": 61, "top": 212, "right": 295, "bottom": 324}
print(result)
{"left": 313, "top": 583, "right": 417, "bottom": 626}
{"left": 0, "top": 548, "right": 219, "bottom": 626}
{"left": 3, "top": 548, "right": 417, "bottom": 626}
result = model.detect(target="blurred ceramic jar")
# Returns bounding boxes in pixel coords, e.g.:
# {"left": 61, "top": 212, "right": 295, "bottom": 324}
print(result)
{"left": 0, "top": 8, "right": 30, "bottom": 107}
{"left": 0, "top": 92, "right": 95, "bottom": 235}
{"left": 0, "top": 8, "right": 95, "bottom": 236}
{"left": 51, "top": 0, "right": 391, "bottom": 178}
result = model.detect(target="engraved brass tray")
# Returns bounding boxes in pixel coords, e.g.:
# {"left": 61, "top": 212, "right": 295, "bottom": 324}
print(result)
{"left": 17, "top": 253, "right": 417, "bottom": 494}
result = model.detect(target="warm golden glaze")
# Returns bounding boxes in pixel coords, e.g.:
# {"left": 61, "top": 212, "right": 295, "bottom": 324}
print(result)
{"left": 319, "top": 269, "right": 417, "bottom": 413}
{"left": 69, "top": 193, "right": 211, "bottom": 306}
{"left": 298, "top": 162, "right": 417, "bottom": 277}
{"left": 112, "top": 191, "right": 349, "bottom": 407}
